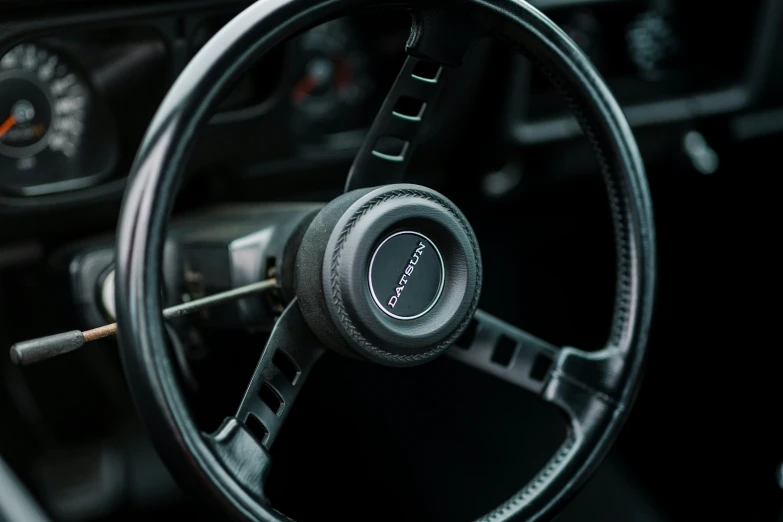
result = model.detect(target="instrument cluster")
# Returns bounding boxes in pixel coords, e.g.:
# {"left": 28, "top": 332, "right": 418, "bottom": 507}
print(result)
{"left": 0, "top": 43, "right": 117, "bottom": 196}
{"left": 0, "top": 11, "right": 409, "bottom": 200}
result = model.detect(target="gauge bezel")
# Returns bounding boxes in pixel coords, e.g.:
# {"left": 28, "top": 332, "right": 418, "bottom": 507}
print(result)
{"left": 0, "top": 43, "right": 118, "bottom": 197}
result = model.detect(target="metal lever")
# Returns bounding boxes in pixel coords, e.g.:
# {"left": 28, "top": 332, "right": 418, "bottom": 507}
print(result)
{"left": 9, "top": 278, "right": 278, "bottom": 366}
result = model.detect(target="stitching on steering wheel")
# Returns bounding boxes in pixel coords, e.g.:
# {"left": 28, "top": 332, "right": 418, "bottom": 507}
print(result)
{"left": 481, "top": 31, "right": 637, "bottom": 522}
{"left": 486, "top": 435, "right": 578, "bottom": 521}
{"left": 492, "top": 33, "right": 634, "bottom": 350}
{"left": 329, "top": 188, "right": 482, "bottom": 363}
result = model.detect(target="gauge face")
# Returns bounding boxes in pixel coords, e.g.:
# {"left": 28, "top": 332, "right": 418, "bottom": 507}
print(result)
{"left": 0, "top": 79, "right": 53, "bottom": 157}
{"left": 290, "top": 20, "right": 373, "bottom": 132}
{"left": 0, "top": 44, "right": 115, "bottom": 196}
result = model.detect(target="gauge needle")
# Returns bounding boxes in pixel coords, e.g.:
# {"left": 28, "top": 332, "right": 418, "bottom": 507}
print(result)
{"left": 0, "top": 115, "right": 17, "bottom": 140}
{"left": 292, "top": 75, "right": 317, "bottom": 105}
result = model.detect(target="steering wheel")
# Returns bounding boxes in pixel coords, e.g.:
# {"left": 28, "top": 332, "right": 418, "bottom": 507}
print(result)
{"left": 114, "top": 0, "right": 655, "bottom": 520}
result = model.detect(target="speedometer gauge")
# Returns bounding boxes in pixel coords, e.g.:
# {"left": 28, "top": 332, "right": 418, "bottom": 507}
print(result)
{"left": 0, "top": 44, "right": 116, "bottom": 196}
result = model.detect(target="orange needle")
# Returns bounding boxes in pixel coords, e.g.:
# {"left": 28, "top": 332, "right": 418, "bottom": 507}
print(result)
{"left": 0, "top": 115, "right": 17, "bottom": 140}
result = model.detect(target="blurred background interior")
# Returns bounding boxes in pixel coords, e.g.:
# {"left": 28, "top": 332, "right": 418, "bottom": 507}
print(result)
{"left": 0, "top": 0, "right": 781, "bottom": 521}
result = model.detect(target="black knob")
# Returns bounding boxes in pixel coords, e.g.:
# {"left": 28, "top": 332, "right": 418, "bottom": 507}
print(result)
{"left": 627, "top": 11, "right": 678, "bottom": 80}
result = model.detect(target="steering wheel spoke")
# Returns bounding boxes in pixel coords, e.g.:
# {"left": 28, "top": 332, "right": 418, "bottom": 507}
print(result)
{"left": 234, "top": 299, "right": 324, "bottom": 450}
{"left": 344, "top": 8, "right": 480, "bottom": 192}
{"left": 447, "top": 309, "right": 560, "bottom": 394}
{"left": 447, "top": 310, "right": 628, "bottom": 409}
{"left": 344, "top": 56, "right": 450, "bottom": 191}
{"left": 202, "top": 300, "right": 323, "bottom": 500}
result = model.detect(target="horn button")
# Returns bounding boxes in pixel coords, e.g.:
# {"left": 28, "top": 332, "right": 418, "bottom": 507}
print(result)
{"left": 369, "top": 231, "right": 445, "bottom": 320}
{"left": 295, "top": 184, "right": 481, "bottom": 367}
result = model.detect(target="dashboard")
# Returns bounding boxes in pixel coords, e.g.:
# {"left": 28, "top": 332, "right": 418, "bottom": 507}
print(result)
{"left": 0, "top": 0, "right": 782, "bottom": 221}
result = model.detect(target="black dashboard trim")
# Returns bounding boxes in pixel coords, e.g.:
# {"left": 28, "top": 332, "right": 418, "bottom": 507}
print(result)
{"left": 510, "top": 0, "right": 783, "bottom": 145}
{"left": 514, "top": 86, "right": 751, "bottom": 144}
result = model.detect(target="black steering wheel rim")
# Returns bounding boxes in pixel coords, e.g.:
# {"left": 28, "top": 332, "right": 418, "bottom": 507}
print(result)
{"left": 114, "top": 0, "right": 656, "bottom": 520}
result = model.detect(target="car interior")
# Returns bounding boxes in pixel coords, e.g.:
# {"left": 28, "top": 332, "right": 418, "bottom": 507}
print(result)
{"left": 1, "top": 0, "right": 782, "bottom": 521}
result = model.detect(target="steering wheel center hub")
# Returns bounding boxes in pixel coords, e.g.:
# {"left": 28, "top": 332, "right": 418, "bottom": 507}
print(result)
{"left": 369, "top": 231, "right": 445, "bottom": 320}
{"left": 295, "top": 184, "right": 481, "bottom": 367}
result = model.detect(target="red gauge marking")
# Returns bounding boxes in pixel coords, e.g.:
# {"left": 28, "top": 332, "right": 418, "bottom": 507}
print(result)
{"left": 292, "top": 75, "right": 317, "bottom": 105}
{"left": 0, "top": 115, "right": 17, "bottom": 140}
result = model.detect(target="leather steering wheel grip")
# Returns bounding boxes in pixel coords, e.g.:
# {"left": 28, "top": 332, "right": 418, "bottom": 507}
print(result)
{"left": 114, "top": 1, "right": 655, "bottom": 521}
{"left": 471, "top": 2, "right": 655, "bottom": 520}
